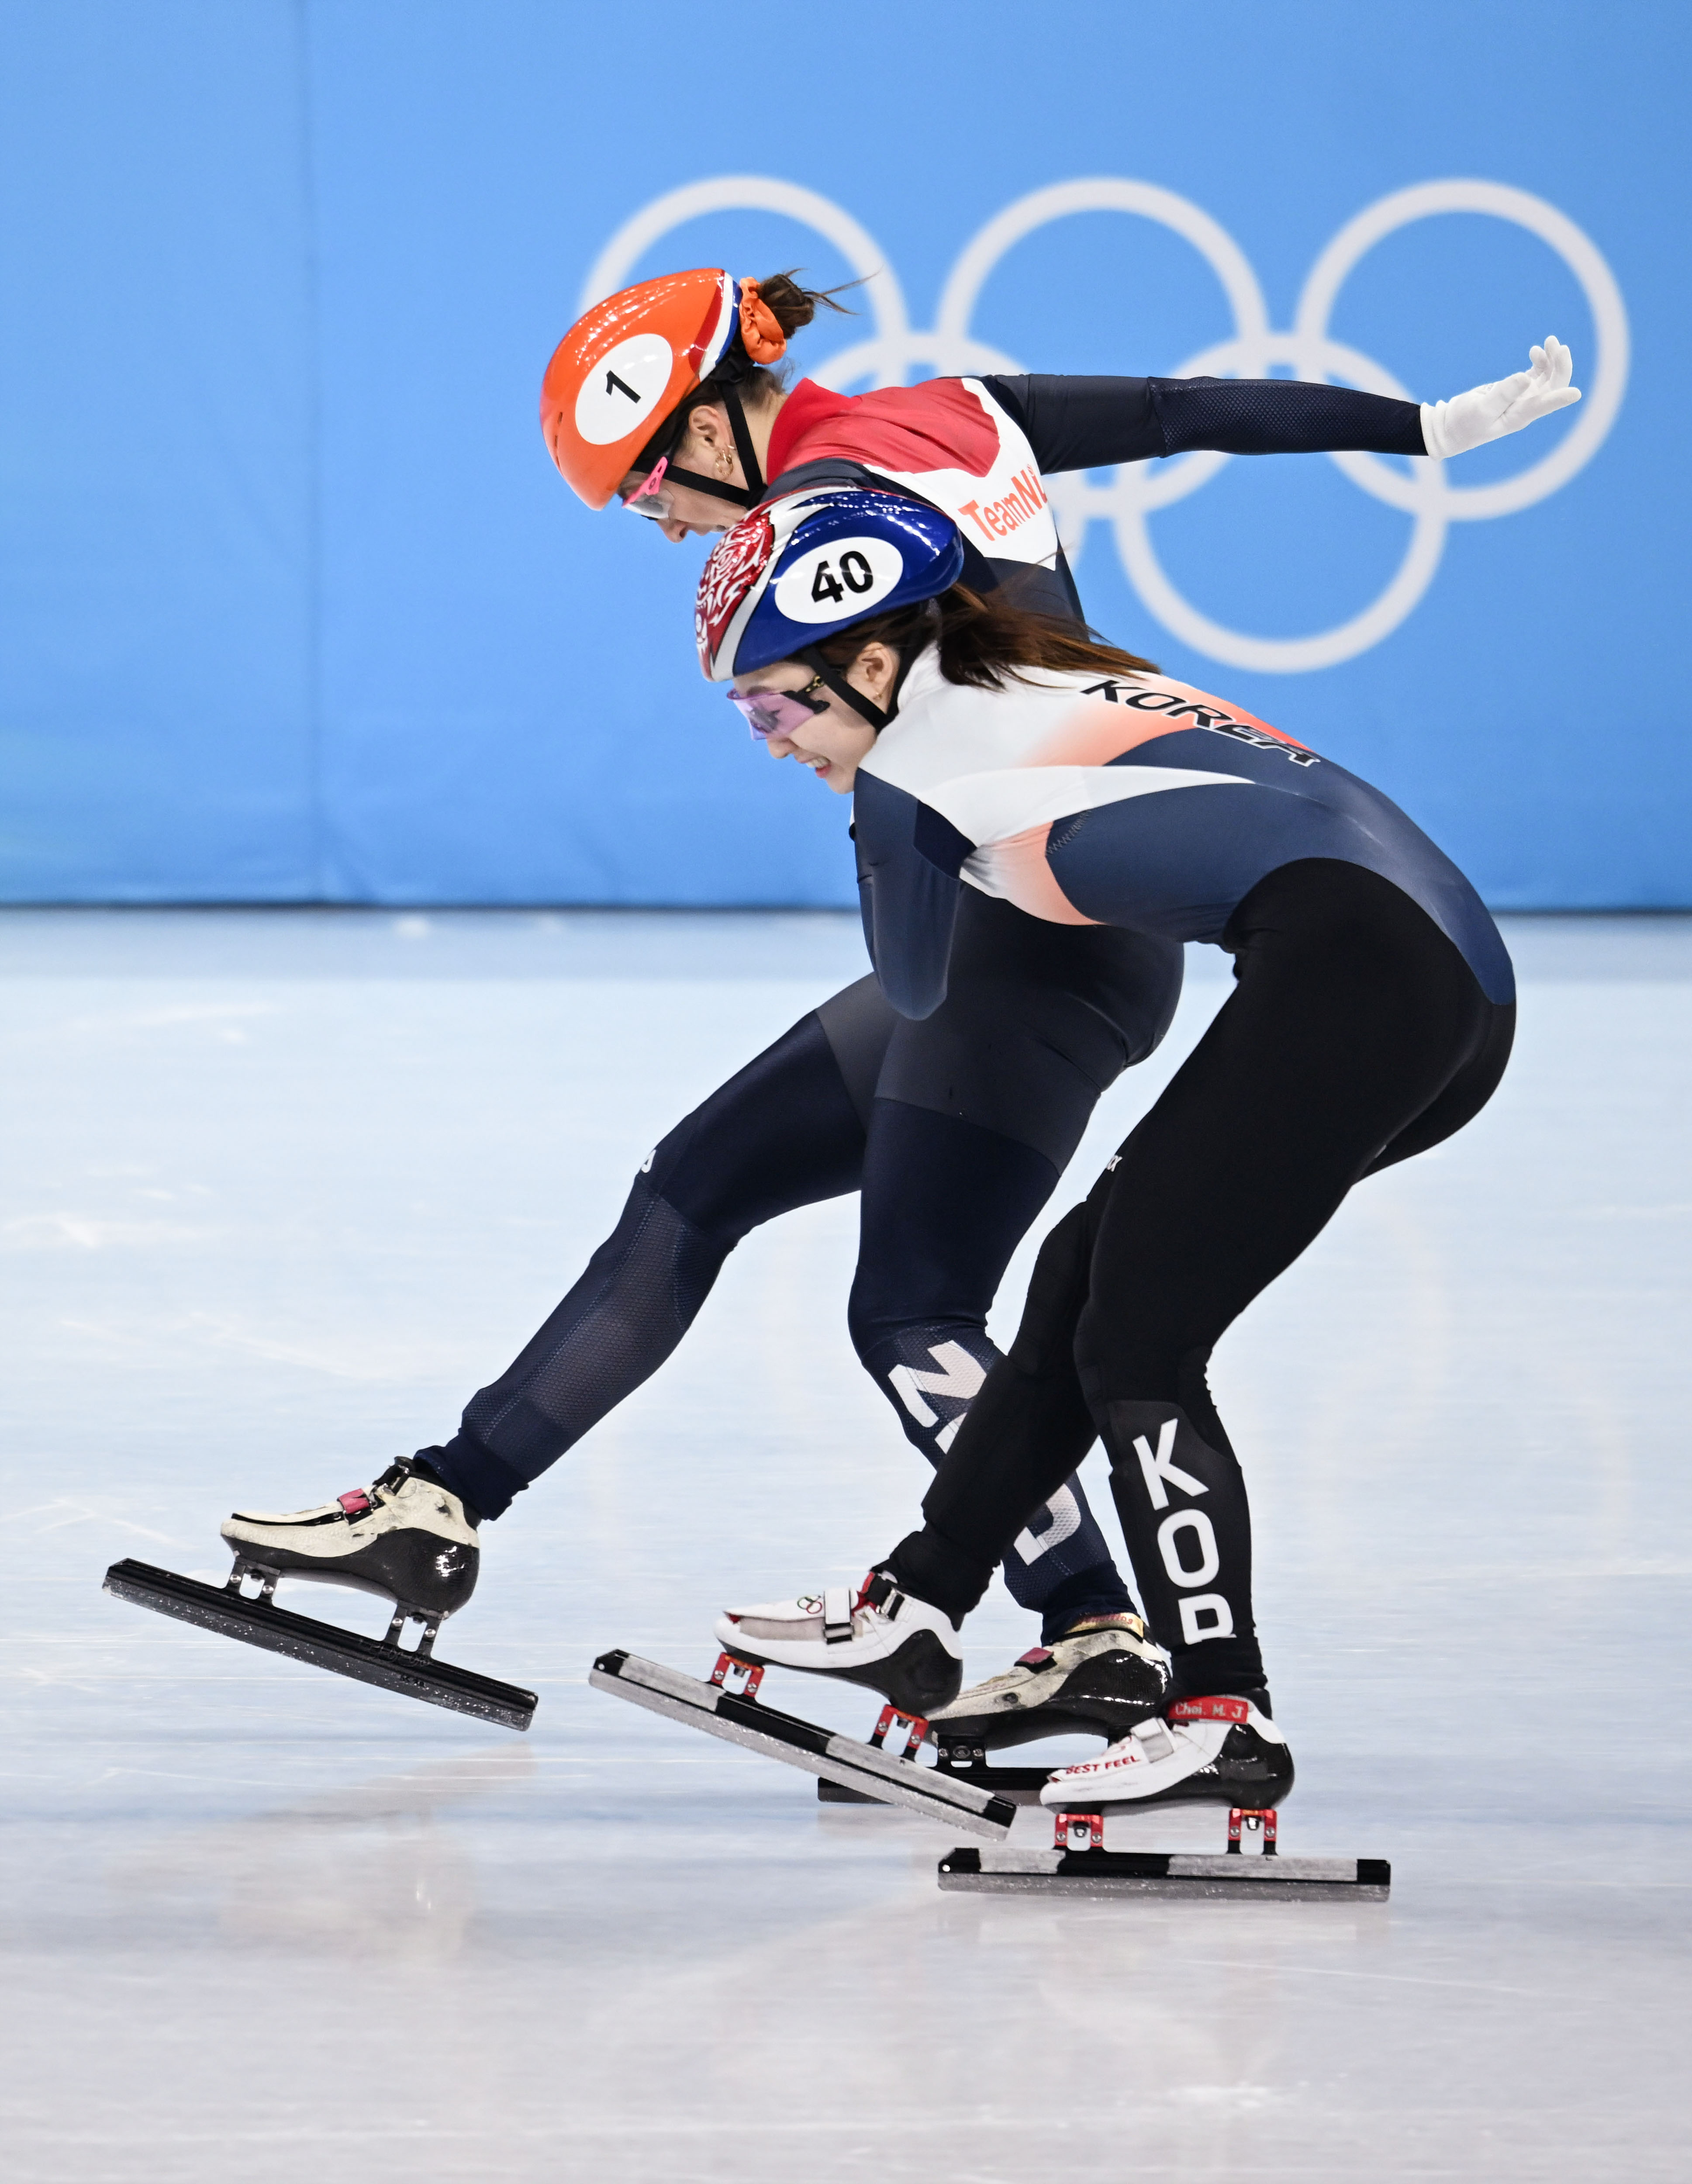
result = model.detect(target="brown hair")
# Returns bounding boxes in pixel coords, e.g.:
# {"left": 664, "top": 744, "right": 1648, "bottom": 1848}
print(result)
{"left": 722, "top": 269, "right": 858, "bottom": 408}
{"left": 638, "top": 271, "right": 859, "bottom": 478}
{"left": 815, "top": 586, "right": 1158, "bottom": 691}
{"left": 756, "top": 270, "right": 858, "bottom": 341}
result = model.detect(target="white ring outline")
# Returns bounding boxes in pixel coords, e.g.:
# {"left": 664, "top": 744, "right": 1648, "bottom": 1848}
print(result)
{"left": 1296, "top": 179, "right": 1631, "bottom": 523}
{"left": 579, "top": 174, "right": 1627, "bottom": 673}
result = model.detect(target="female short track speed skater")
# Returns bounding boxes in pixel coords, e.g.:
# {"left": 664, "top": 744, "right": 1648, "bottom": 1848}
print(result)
{"left": 215, "top": 268, "right": 1560, "bottom": 1741}
{"left": 689, "top": 485, "right": 1514, "bottom": 1806}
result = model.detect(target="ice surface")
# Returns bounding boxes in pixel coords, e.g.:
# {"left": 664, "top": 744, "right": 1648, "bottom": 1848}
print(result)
{"left": 3, "top": 907, "right": 1690, "bottom": 2182}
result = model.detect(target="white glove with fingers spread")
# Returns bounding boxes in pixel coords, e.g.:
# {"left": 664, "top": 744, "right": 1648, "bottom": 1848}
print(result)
{"left": 1421, "top": 336, "right": 1581, "bottom": 459}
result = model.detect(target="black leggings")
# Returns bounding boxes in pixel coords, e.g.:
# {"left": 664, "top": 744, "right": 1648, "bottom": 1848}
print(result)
{"left": 422, "top": 894, "right": 1183, "bottom": 1639}
{"left": 887, "top": 861, "right": 1515, "bottom": 1699}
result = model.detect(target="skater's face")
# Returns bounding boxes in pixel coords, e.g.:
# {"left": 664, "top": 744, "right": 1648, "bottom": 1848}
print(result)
{"left": 620, "top": 404, "right": 766, "bottom": 542}
{"left": 729, "top": 645, "right": 895, "bottom": 793}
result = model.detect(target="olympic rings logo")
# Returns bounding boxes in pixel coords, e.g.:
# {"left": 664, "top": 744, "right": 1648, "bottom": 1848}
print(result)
{"left": 582, "top": 176, "right": 1628, "bottom": 674}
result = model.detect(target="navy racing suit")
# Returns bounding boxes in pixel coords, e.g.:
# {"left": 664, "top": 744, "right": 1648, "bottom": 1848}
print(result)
{"left": 851, "top": 648, "right": 1515, "bottom": 1702}
{"left": 423, "top": 369, "right": 1441, "bottom": 1646}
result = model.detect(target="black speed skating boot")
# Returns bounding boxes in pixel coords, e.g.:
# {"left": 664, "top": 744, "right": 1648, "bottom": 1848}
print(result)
{"left": 220, "top": 1457, "right": 480, "bottom": 1624}
{"left": 926, "top": 1618, "right": 1168, "bottom": 1757}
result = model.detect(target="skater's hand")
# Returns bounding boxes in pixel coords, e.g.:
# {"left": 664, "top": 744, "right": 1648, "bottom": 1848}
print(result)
{"left": 1421, "top": 337, "right": 1582, "bottom": 458}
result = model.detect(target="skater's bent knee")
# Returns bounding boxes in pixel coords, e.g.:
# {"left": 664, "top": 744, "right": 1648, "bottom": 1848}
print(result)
{"left": 1006, "top": 1205, "right": 1095, "bottom": 1377}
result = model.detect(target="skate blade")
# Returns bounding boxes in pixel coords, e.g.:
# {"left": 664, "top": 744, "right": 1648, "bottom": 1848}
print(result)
{"left": 818, "top": 1760, "right": 1053, "bottom": 1807}
{"left": 103, "top": 1559, "right": 536, "bottom": 1731}
{"left": 590, "top": 1650, "right": 1015, "bottom": 1840}
{"left": 937, "top": 1845, "right": 1390, "bottom": 1901}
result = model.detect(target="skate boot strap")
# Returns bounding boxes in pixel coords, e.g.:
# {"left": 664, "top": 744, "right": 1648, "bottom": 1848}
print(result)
{"left": 337, "top": 1490, "right": 373, "bottom": 1516}
{"left": 1168, "top": 1697, "right": 1250, "bottom": 1725}
{"left": 822, "top": 1586, "right": 853, "bottom": 1644}
{"left": 854, "top": 1569, "right": 906, "bottom": 1620}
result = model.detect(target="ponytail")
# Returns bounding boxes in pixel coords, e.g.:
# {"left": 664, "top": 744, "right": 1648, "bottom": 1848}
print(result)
{"left": 816, "top": 587, "right": 1158, "bottom": 693}
{"left": 694, "top": 270, "right": 860, "bottom": 416}
{"left": 751, "top": 269, "right": 860, "bottom": 342}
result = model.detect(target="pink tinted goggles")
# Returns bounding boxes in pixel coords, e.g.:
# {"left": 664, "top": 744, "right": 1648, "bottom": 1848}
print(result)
{"left": 725, "top": 674, "right": 830, "bottom": 740}
{"left": 622, "top": 456, "right": 673, "bottom": 518}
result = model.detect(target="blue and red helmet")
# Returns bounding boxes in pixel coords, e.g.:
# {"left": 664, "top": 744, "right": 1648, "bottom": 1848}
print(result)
{"left": 696, "top": 488, "right": 965, "bottom": 683}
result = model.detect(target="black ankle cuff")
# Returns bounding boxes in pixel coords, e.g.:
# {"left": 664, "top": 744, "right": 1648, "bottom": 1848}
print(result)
{"left": 882, "top": 1527, "right": 992, "bottom": 1626}
{"left": 415, "top": 1435, "right": 518, "bottom": 1524}
{"left": 1165, "top": 1637, "right": 1268, "bottom": 1712}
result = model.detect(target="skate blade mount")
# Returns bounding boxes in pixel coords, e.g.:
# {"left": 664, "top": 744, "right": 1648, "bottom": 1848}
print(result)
{"left": 938, "top": 1804, "right": 1390, "bottom": 1901}
{"left": 590, "top": 1649, "right": 1016, "bottom": 1840}
{"left": 103, "top": 1559, "right": 537, "bottom": 1732}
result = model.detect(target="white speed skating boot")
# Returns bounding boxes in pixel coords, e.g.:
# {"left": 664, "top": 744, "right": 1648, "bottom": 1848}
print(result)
{"left": 221, "top": 1456, "right": 480, "bottom": 1626}
{"left": 714, "top": 1569, "right": 963, "bottom": 1717}
{"left": 1039, "top": 1695, "right": 1294, "bottom": 1810}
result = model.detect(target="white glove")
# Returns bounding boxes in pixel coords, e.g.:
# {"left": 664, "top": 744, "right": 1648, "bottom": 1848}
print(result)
{"left": 1421, "top": 336, "right": 1582, "bottom": 459}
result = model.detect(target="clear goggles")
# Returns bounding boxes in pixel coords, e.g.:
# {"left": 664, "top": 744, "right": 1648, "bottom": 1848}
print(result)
{"left": 725, "top": 673, "right": 831, "bottom": 740}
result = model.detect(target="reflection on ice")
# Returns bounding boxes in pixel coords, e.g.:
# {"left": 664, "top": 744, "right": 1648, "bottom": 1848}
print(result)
{"left": 106, "top": 1753, "right": 536, "bottom": 1959}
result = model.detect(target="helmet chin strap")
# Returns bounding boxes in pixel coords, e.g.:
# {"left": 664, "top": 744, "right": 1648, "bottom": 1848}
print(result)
{"left": 799, "top": 651, "right": 890, "bottom": 733}
{"left": 659, "top": 383, "right": 766, "bottom": 511}
{"left": 797, "top": 639, "right": 924, "bottom": 736}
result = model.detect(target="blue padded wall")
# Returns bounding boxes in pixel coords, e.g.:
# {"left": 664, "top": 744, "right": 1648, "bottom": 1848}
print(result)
{"left": 0, "top": 1, "right": 1685, "bottom": 905}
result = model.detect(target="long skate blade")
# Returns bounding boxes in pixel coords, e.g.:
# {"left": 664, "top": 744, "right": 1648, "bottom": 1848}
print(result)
{"left": 590, "top": 1650, "right": 1015, "bottom": 1840}
{"left": 819, "top": 1760, "right": 1053, "bottom": 1807}
{"left": 937, "top": 1845, "right": 1391, "bottom": 1901}
{"left": 104, "top": 1560, "right": 537, "bottom": 1731}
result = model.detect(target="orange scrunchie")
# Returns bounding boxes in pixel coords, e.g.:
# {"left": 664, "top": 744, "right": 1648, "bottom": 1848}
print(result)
{"left": 738, "top": 280, "right": 788, "bottom": 365}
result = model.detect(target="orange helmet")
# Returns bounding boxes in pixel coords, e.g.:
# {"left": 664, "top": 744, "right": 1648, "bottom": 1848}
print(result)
{"left": 540, "top": 269, "right": 788, "bottom": 510}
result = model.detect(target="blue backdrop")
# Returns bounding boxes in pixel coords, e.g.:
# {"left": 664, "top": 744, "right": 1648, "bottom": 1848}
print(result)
{"left": 0, "top": 1, "right": 1684, "bottom": 905}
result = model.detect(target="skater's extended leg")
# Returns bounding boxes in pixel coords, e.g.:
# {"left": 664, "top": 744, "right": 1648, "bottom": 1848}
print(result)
{"left": 1076, "top": 864, "right": 1511, "bottom": 1707}
{"left": 423, "top": 995, "right": 882, "bottom": 1520}
{"left": 879, "top": 864, "right": 1511, "bottom": 1795}
{"left": 216, "top": 997, "right": 882, "bottom": 1674}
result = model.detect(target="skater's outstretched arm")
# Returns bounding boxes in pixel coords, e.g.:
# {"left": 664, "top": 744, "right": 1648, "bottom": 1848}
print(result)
{"left": 983, "top": 340, "right": 1580, "bottom": 474}
{"left": 984, "top": 373, "right": 1423, "bottom": 472}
